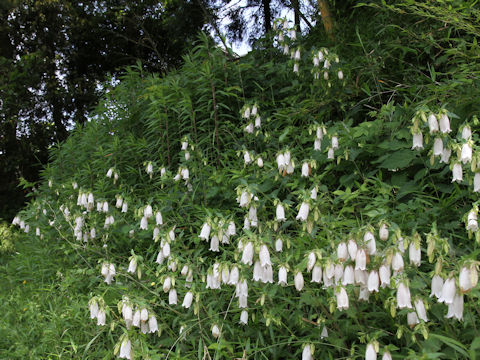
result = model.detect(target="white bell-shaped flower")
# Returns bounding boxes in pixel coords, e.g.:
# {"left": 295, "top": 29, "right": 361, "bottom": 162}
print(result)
{"left": 314, "top": 138, "right": 321, "bottom": 150}
{"left": 312, "top": 265, "right": 322, "bottom": 283}
{"left": 433, "top": 137, "right": 443, "bottom": 156}
{"left": 347, "top": 239, "right": 358, "bottom": 259}
{"left": 342, "top": 265, "right": 354, "bottom": 286}
{"left": 228, "top": 266, "right": 239, "bottom": 285}
{"left": 467, "top": 210, "right": 478, "bottom": 231}
{"left": 440, "top": 147, "right": 451, "bottom": 164}
{"left": 439, "top": 113, "right": 451, "bottom": 133}
{"left": 407, "top": 311, "right": 419, "bottom": 328}
{"left": 97, "top": 309, "right": 106, "bottom": 326}
{"left": 367, "top": 270, "right": 379, "bottom": 292}
{"left": 240, "top": 310, "right": 248, "bottom": 325}
{"left": 445, "top": 293, "right": 464, "bottom": 320}
{"left": 365, "top": 343, "right": 377, "bottom": 360}
{"left": 397, "top": 282, "right": 412, "bottom": 309}
{"left": 296, "top": 202, "right": 310, "bottom": 222}
{"left": 336, "top": 287, "right": 349, "bottom": 310}
{"left": 392, "top": 252, "right": 404, "bottom": 272}
{"left": 379, "top": 263, "right": 391, "bottom": 288}
{"left": 355, "top": 249, "right": 367, "bottom": 270}
{"left": 276, "top": 204, "right": 286, "bottom": 222}
{"left": 382, "top": 350, "right": 392, "bottom": 360}
{"left": 259, "top": 244, "right": 272, "bottom": 267}
{"left": 461, "top": 143, "right": 472, "bottom": 164}
{"left": 431, "top": 274, "right": 444, "bottom": 299}
{"left": 379, "top": 224, "right": 389, "bottom": 241}
{"left": 301, "top": 162, "right": 309, "bottom": 177}
{"left": 278, "top": 266, "right": 288, "bottom": 286}
{"left": 241, "top": 242, "right": 254, "bottom": 266}
{"left": 257, "top": 157, "right": 263, "bottom": 167}
{"left": 294, "top": 271, "right": 304, "bottom": 291}
{"left": 140, "top": 216, "right": 148, "bottom": 230}
{"left": 412, "top": 132, "right": 423, "bottom": 150}
{"left": 338, "top": 70, "right": 344, "bottom": 80}
{"left": 275, "top": 238, "right": 283, "bottom": 252}
{"left": 119, "top": 338, "right": 132, "bottom": 359}
{"left": 462, "top": 125, "right": 472, "bottom": 140}
{"left": 199, "top": 222, "right": 211, "bottom": 241}
{"left": 331, "top": 136, "right": 339, "bottom": 150}
{"left": 127, "top": 258, "right": 137, "bottom": 274}
{"left": 211, "top": 324, "right": 221, "bottom": 338}
{"left": 439, "top": 277, "right": 456, "bottom": 304}
{"left": 307, "top": 252, "right": 316, "bottom": 272}
{"left": 168, "top": 289, "right": 178, "bottom": 305}
{"left": 182, "top": 291, "right": 193, "bottom": 308}
{"left": 428, "top": 113, "right": 439, "bottom": 133}
{"left": 149, "top": 315, "right": 158, "bottom": 334}
{"left": 209, "top": 235, "right": 220, "bottom": 252}
{"left": 244, "top": 151, "right": 252, "bottom": 164}
{"left": 302, "top": 344, "right": 313, "bottom": 360}
{"left": 90, "top": 300, "right": 99, "bottom": 319}
{"left": 414, "top": 299, "right": 428, "bottom": 322}
{"left": 334, "top": 263, "right": 344, "bottom": 284}
{"left": 163, "top": 276, "right": 172, "bottom": 293}
{"left": 365, "top": 231, "right": 376, "bottom": 255}
{"left": 337, "top": 242, "right": 348, "bottom": 261}
{"left": 474, "top": 173, "right": 480, "bottom": 192}
{"left": 409, "top": 242, "right": 421, "bottom": 267}
{"left": 459, "top": 265, "right": 478, "bottom": 293}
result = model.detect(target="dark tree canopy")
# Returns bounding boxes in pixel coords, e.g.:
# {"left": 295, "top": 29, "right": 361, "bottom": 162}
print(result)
{"left": 0, "top": 0, "right": 211, "bottom": 220}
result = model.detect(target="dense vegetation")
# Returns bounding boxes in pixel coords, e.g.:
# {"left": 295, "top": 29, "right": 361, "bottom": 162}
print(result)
{"left": 3, "top": 1, "right": 480, "bottom": 359}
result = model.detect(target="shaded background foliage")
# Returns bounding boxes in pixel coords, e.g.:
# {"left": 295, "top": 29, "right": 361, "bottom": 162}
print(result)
{"left": 3, "top": 0, "right": 480, "bottom": 358}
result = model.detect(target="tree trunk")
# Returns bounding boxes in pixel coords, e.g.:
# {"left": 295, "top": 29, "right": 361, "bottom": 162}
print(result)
{"left": 262, "top": 0, "right": 271, "bottom": 34}
{"left": 317, "top": 0, "right": 335, "bottom": 41}
{"left": 293, "top": 0, "right": 300, "bottom": 29}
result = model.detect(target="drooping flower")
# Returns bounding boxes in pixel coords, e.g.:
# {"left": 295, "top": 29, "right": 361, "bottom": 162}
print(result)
{"left": 382, "top": 350, "right": 392, "bottom": 360}
{"left": 241, "top": 242, "right": 254, "bottom": 266}
{"left": 259, "top": 244, "right": 272, "bottom": 267}
{"left": 412, "top": 132, "right": 423, "bottom": 150}
{"left": 459, "top": 265, "right": 478, "bottom": 293}
{"left": 302, "top": 344, "right": 313, "bottom": 360}
{"left": 294, "top": 271, "right": 304, "bottom": 291}
{"left": 127, "top": 258, "right": 137, "bottom": 274}
{"left": 431, "top": 274, "right": 444, "bottom": 299}
{"left": 461, "top": 143, "right": 472, "bottom": 164}
{"left": 433, "top": 137, "right": 443, "bottom": 156}
{"left": 440, "top": 147, "right": 451, "bottom": 164}
{"left": 278, "top": 266, "right": 288, "bottom": 286}
{"left": 414, "top": 299, "right": 428, "bottom": 322}
{"left": 467, "top": 210, "right": 478, "bottom": 231}
{"left": 275, "top": 238, "right": 283, "bottom": 252}
{"left": 407, "top": 311, "right": 419, "bottom": 328}
{"left": 397, "top": 282, "right": 412, "bottom": 309}
{"left": 342, "top": 265, "right": 354, "bottom": 286}
{"left": 169, "top": 289, "right": 178, "bottom": 305}
{"left": 337, "top": 242, "right": 348, "bottom": 261}
{"left": 367, "top": 270, "right": 379, "bottom": 293}
{"left": 347, "top": 239, "right": 358, "bottom": 259}
{"left": 301, "top": 162, "right": 310, "bottom": 177}
{"left": 355, "top": 249, "right": 367, "bottom": 271}
{"left": 474, "top": 173, "right": 480, "bottom": 192}
{"left": 296, "top": 202, "right": 310, "bottom": 222}
{"left": 379, "top": 223, "right": 389, "bottom": 241}
{"left": 306, "top": 252, "right": 316, "bottom": 272}
{"left": 364, "top": 231, "right": 376, "bottom": 255}
{"left": 336, "top": 287, "right": 349, "bottom": 310}
{"left": 276, "top": 203, "right": 286, "bottom": 222}
{"left": 445, "top": 293, "right": 464, "bottom": 321}
{"left": 119, "top": 337, "right": 132, "bottom": 359}
{"left": 439, "top": 113, "right": 451, "bottom": 133}
{"left": 379, "top": 263, "right": 391, "bottom": 288}
{"left": 438, "top": 277, "right": 456, "bottom": 304}
{"left": 365, "top": 343, "right": 377, "bottom": 360}
{"left": 312, "top": 265, "right": 322, "bottom": 283}
{"left": 409, "top": 241, "right": 421, "bottom": 267}
{"left": 212, "top": 324, "right": 221, "bottom": 338}
{"left": 428, "top": 113, "right": 439, "bottom": 134}
{"left": 149, "top": 315, "right": 158, "bottom": 334}
{"left": 240, "top": 310, "right": 248, "bottom": 325}
{"left": 392, "top": 252, "right": 404, "bottom": 272}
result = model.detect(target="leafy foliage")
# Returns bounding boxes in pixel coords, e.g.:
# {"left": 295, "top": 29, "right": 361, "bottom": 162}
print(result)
{"left": 5, "top": 1, "right": 480, "bottom": 359}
